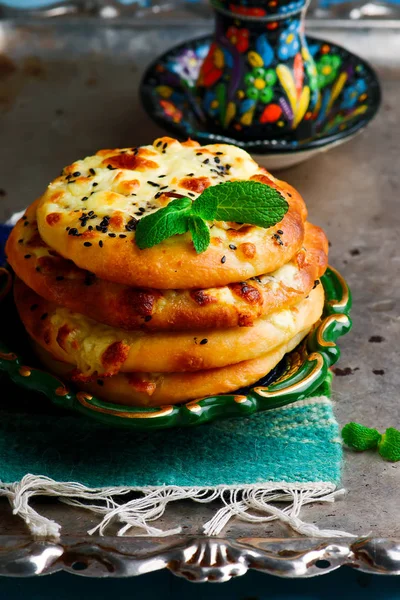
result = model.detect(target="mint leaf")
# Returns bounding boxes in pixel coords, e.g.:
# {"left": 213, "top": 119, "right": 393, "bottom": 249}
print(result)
{"left": 342, "top": 423, "right": 382, "bottom": 451}
{"left": 192, "top": 181, "right": 289, "bottom": 228}
{"left": 188, "top": 215, "right": 210, "bottom": 254}
{"left": 135, "top": 197, "right": 192, "bottom": 249}
{"left": 378, "top": 428, "right": 400, "bottom": 462}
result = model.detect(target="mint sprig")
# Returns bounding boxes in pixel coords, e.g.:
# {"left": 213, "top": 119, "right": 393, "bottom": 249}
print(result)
{"left": 342, "top": 422, "right": 400, "bottom": 462}
{"left": 135, "top": 181, "right": 289, "bottom": 253}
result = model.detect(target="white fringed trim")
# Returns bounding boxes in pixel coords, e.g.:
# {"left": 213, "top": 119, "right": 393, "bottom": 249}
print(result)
{"left": 0, "top": 474, "right": 355, "bottom": 541}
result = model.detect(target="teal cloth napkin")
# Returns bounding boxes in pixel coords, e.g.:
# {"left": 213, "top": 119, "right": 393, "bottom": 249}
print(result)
{"left": 0, "top": 376, "right": 352, "bottom": 539}
{"left": 0, "top": 378, "right": 340, "bottom": 488}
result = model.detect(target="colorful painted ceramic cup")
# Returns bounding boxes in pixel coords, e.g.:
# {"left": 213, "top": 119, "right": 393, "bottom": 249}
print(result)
{"left": 196, "top": 0, "right": 319, "bottom": 139}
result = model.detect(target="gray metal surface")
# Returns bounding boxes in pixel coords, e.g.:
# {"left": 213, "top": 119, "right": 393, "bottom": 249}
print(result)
{"left": 0, "top": 18, "right": 399, "bottom": 578}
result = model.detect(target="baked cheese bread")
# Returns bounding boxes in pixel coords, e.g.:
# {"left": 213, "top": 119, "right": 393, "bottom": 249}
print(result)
{"left": 7, "top": 200, "right": 328, "bottom": 330}
{"left": 35, "top": 138, "right": 307, "bottom": 289}
{"left": 33, "top": 329, "right": 310, "bottom": 406}
{"left": 14, "top": 277, "right": 324, "bottom": 377}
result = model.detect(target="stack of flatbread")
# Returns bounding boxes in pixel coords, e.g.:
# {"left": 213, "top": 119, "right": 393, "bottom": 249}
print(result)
{"left": 6, "top": 137, "right": 328, "bottom": 407}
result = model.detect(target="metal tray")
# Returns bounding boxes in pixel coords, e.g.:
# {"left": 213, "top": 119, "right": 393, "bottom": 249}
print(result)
{"left": 0, "top": 15, "right": 399, "bottom": 579}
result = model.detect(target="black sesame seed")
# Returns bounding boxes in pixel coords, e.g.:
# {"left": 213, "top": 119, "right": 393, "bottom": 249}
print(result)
{"left": 88, "top": 211, "right": 94, "bottom": 216}
{"left": 88, "top": 226, "right": 93, "bottom": 231}
{"left": 214, "top": 157, "right": 220, "bottom": 164}
{"left": 83, "top": 242, "right": 92, "bottom": 247}
{"left": 119, "top": 234, "right": 127, "bottom": 239}
{"left": 188, "top": 193, "right": 196, "bottom": 197}
{"left": 68, "top": 228, "right": 80, "bottom": 236}
{"left": 24, "top": 254, "right": 32, "bottom": 259}
{"left": 125, "top": 218, "right": 137, "bottom": 232}
{"left": 107, "top": 164, "right": 116, "bottom": 170}
{"left": 73, "top": 171, "right": 81, "bottom": 177}
{"left": 30, "top": 304, "right": 38, "bottom": 311}
{"left": 22, "top": 215, "right": 28, "bottom": 220}
{"left": 225, "top": 164, "right": 231, "bottom": 170}
{"left": 158, "top": 174, "right": 166, "bottom": 178}
{"left": 68, "top": 180, "right": 76, "bottom": 184}
{"left": 154, "top": 192, "right": 162, "bottom": 199}
{"left": 92, "top": 182, "right": 98, "bottom": 187}
{"left": 162, "top": 142, "right": 168, "bottom": 150}
{"left": 221, "top": 256, "right": 226, "bottom": 264}
{"left": 99, "top": 240, "right": 103, "bottom": 248}
{"left": 144, "top": 316, "right": 152, "bottom": 322}
{"left": 160, "top": 186, "right": 169, "bottom": 190}
{"left": 139, "top": 207, "right": 145, "bottom": 213}
{"left": 147, "top": 181, "right": 159, "bottom": 187}
{"left": 312, "top": 280, "right": 321, "bottom": 289}
{"left": 229, "top": 244, "right": 237, "bottom": 250}
{"left": 216, "top": 152, "right": 223, "bottom": 155}
{"left": 186, "top": 173, "right": 194, "bottom": 177}
{"left": 40, "top": 313, "right": 48, "bottom": 320}
{"left": 196, "top": 152, "right": 202, "bottom": 156}
{"left": 89, "top": 168, "right": 95, "bottom": 175}
{"left": 203, "top": 158, "right": 210, "bottom": 164}
{"left": 108, "top": 233, "right": 116, "bottom": 238}
{"left": 200, "top": 338, "right": 208, "bottom": 345}
{"left": 81, "top": 196, "right": 88, "bottom": 202}
{"left": 18, "top": 239, "right": 24, "bottom": 244}
{"left": 24, "top": 221, "right": 29, "bottom": 227}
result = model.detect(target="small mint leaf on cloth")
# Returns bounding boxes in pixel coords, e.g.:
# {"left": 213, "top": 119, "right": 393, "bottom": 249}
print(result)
{"left": 135, "top": 197, "right": 192, "bottom": 249}
{"left": 378, "top": 428, "right": 400, "bottom": 462}
{"left": 341, "top": 422, "right": 382, "bottom": 451}
{"left": 192, "top": 180, "right": 289, "bottom": 228}
{"left": 188, "top": 215, "right": 210, "bottom": 254}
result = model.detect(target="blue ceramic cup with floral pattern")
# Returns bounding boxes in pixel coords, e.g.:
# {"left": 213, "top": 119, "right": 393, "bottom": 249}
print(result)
{"left": 196, "top": 0, "right": 319, "bottom": 139}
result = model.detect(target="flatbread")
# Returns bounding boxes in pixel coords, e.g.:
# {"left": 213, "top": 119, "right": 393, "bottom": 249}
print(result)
{"left": 32, "top": 328, "right": 311, "bottom": 406}
{"left": 14, "top": 277, "right": 324, "bottom": 377}
{"left": 35, "top": 137, "right": 307, "bottom": 289}
{"left": 7, "top": 201, "right": 328, "bottom": 330}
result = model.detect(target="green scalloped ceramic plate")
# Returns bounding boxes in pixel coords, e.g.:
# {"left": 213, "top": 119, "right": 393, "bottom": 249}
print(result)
{"left": 0, "top": 266, "right": 351, "bottom": 430}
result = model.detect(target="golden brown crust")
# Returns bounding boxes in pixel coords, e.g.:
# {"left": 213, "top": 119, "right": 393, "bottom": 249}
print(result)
{"left": 14, "top": 277, "right": 324, "bottom": 377}
{"left": 32, "top": 328, "right": 311, "bottom": 406}
{"left": 35, "top": 138, "right": 307, "bottom": 289}
{"left": 7, "top": 201, "right": 327, "bottom": 331}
